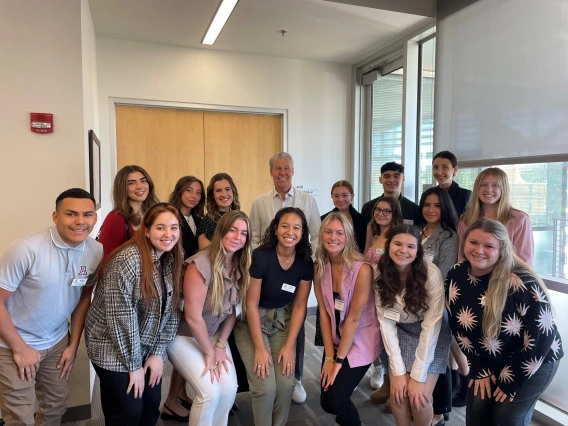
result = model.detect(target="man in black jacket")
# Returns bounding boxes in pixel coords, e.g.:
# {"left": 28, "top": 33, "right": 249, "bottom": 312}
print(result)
{"left": 361, "top": 162, "right": 422, "bottom": 226}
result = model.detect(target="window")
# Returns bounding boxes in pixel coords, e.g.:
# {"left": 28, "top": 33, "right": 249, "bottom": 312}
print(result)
{"left": 418, "top": 37, "right": 436, "bottom": 193}
{"left": 370, "top": 68, "right": 404, "bottom": 198}
{"left": 455, "top": 161, "right": 568, "bottom": 279}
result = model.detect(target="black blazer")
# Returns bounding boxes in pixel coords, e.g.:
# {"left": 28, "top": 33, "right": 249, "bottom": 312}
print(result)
{"left": 447, "top": 181, "right": 472, "bottom": 218}
{"left": 321, "top": 204, "right": 367, "bottom": 253}
{"left": 180, "top": 211, "right": 202, "bottom": 260}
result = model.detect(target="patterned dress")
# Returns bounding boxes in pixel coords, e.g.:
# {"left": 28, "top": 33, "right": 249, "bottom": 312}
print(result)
{"left": 445, "top": 261, "right": 563, "bottom": 398}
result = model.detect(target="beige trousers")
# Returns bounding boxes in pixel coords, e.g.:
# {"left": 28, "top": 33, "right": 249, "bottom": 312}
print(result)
{"left": 234, "top": 305, "right": 295, "bottom": 426}
{"left": 0, "top": 336, "right": 70, "bottom": 426}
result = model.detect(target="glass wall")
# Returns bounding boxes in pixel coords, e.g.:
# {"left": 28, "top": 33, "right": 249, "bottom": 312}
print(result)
{"left": 418, "top": 38, "right": 436, "bottom": 193}
{"left": 370, "top": 69, "right": 404, "bottom": 198}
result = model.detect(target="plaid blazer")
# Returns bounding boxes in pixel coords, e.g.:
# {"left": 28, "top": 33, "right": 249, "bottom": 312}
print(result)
{"left": 85, "top": 245, "right": 180, "bottom": 372}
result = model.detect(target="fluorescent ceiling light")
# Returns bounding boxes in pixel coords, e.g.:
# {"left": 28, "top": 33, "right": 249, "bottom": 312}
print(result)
{"left": 202, "top": 0, "right": 239, "bottom": 45}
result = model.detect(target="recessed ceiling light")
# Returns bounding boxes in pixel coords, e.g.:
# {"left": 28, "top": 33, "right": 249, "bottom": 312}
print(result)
{"left": 202, "top": 0, "right": 239, "bottom": 45}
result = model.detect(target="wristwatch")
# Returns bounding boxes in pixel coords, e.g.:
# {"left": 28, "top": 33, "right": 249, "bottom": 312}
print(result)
{"left": 334, "top": 355, "right": 345, "bottom": 365}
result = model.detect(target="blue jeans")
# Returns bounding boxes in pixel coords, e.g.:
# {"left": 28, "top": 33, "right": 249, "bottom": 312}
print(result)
{"left": 466, "top": 361, "right": 559, "bottom": 426}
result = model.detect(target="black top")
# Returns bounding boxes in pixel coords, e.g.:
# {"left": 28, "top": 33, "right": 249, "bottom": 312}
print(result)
{"left": 446, "top": 261, "right": 563, "bottom": 398}
{"left": 250, "top": 247, "right": 314, "bottom": 309}
{"left": 447, "top": 181, "right": 472, "bottom": 217}
{"left": 180, "top": 211, "right": 202, "bottom": 260}
{"left": 361, "top": 194, "right": 423, "bottom": 227}
{"left": 321, "top": 204, "right": 367, "bottom": 253}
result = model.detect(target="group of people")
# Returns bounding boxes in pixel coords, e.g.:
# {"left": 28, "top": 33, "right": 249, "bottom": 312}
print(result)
{"left": 0, "top": 150, "right": 562, "bottom": 426}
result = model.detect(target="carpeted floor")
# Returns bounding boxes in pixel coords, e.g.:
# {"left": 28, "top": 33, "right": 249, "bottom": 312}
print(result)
{"left": 64, "top": 315, "right": 466, "bottom": 426}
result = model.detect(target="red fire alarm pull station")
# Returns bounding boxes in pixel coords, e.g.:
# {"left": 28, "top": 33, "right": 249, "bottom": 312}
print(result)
{"left": 30, "top": 113, "right": 54, "bottom": 133}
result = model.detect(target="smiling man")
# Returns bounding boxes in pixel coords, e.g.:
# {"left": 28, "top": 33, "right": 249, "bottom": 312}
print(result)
{"left": 0, "top": 188, "right": 103, "bottom": 425}
{"left": 361, "top": 162, "right": 422, "bottom": 226}
{"left": 249, "top": 152, "right": 320, "bottom": 405}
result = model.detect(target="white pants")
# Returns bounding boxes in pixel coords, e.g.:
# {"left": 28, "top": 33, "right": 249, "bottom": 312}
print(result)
{"left": 167, "top": 334, "right": 237, "bottom": 426}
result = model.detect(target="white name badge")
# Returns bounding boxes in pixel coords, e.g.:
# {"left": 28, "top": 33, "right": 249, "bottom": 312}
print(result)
{"left": 384, "top": 309, "right": 401, "bottom": 322}
{"left": 235, "top": 303, "right": 242, "bottom": 317}
{"left": 334, "top": 299, "right": 344, "bottom": 312}
{"left": 71, "top": 278, "right": 88, "bottom": 287}
{"left": 403, "top": 219, "right": 414, "bottom": 225}
{"left": 423, "top": 252, "right": 435, "bottom": 263}
{"left": 281, "top": 283, "right": 296, "bottom": 293}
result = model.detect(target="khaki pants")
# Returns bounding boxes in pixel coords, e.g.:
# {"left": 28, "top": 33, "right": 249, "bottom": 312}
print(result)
{"left": 0, "top": 336, "right": 70, "bottom": 426}
{"left": 234, "top": 305, "right": 295, "bottom": 426}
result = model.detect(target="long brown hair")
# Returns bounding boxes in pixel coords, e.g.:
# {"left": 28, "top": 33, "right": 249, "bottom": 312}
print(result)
{"left": 460, "top": 218, "right": 550, "bottom": 338}
{"left": 113, "top": 165, "right": 159, "bottom": 226}
{"left": 205, "top": 173, "right": 240, "bottom": 222}
{"left": 370, "top": 196, "right": 403, "bottom": 237}
{"left": 207, "top": 210, "right": 251, "bottom": 318}
{"left": 103, "top": 203, "right": 184, "bottom": 309}
{"left": 168, "top": 175, "right": 205, "bottom": 217}
{"left": 375, "top": 225, "right": 429, "bottom": 317}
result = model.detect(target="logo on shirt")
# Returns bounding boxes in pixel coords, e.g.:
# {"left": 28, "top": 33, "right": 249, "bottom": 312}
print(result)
{"left": 79, "top": 266, "right": 88, "bottom": 276}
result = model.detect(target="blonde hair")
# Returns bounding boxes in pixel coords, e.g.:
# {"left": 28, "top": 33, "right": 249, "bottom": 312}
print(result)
{"left": 461, "top": 218, "right": 550, "bottom": 338}
{"left": 462, "top": 167, "right": 523, "bottom": 227}
{"left": 315, "top": 212, "right": 364, "bottom": 280}
{"left": 207, "top": 211, "right": 251, "bottom": 318}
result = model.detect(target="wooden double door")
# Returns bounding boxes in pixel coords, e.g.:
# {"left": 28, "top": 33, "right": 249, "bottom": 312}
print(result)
{"left": 115, "top": 105, "right": 282, "bottom": 214}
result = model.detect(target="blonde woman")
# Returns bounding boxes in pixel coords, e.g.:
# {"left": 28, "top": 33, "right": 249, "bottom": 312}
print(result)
{"left": 314, "top": 213, "right": 381, "bottom": 426}
{"left": 167, "top": 211, "right": 252, "bottom": 426}
{"left": 446, "top": 218, "right": 562, "bottom": 426}
{"left": 458, "top": 167, "right": 533, "bottom": 266}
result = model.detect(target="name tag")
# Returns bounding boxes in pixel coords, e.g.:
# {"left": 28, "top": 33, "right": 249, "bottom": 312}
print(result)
{"left": 71, "top": 278, "right": 88, "bottom": 287}
{"left": 423, "top": 252, "right": 435, "bottom": 263}
{"left": 235, "top": 303, "right": 242, "bottom": 318}
{"left": 384, "top": 309, "right": 401, "bottom": 322}
{"left": 281, "top": 283, "right": 296, "bottom": 293}
{"left": 403, "top": 219, "right": 414, "bottom": 225}
{"left": 334, "top": 299, "right": 344, "bottom": 312}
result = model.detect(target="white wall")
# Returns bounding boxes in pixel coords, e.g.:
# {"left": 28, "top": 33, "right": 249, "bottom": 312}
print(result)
{"left": 0, "top": 0, "right": 85, "bottom": 255}
{"left": 96, "top": 38, "right": 353, "bottom": 306}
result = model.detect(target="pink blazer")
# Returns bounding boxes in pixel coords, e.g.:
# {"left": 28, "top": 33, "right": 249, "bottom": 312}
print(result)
{"left": 320, "top": 260, "right": 382, "bottom": 367}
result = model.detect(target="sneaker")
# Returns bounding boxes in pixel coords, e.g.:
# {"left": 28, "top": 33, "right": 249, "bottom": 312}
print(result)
{"left": 370, "top": 364, "right": 384, "bottom": 389}
{"left": 292, "top": 378, "right": 307, "bottom": 404}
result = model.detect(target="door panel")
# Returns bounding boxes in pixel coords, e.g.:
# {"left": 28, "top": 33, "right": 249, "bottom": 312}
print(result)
{"left": 116, "top": 106, "right": 205, "bottom": 201}
{"left": 203, "top": 111, "right": 281, "bottom": 214}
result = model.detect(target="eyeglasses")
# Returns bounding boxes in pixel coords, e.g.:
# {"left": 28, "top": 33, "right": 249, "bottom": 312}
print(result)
{"left": 374, "top": 208, "right": 392, "bottom": 216}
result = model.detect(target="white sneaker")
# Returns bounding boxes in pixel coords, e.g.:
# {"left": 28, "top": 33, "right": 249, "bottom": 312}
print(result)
{"left": 292, "top": 378, "right": 307, "bottom": 404}
{"left": 370, "top": 364, "right": 384, "bottom": 390}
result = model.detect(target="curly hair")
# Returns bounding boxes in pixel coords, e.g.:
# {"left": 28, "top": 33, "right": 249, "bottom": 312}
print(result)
{"left": 370, "top": 196, "right": 403, "bottom": 237}
{"left": 260, "top": 207, "right": 312, "bottom": 262}
{"left": 375, "top": 224, "right": 429, "bottom": 317}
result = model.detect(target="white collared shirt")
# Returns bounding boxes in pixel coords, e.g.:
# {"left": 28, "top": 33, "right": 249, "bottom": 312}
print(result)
{"left": 272, "top": 186, "right": 295, "bottom": 216}
{"left": 0, "top": 227, "right": 103, "bottom": 349}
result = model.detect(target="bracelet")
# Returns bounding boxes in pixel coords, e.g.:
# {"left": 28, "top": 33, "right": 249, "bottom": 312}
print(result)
{"left": 324, "top": 356, "right": 334, "bottom": 363}
{"left": 214, "top": 340, "right": 227, "bottom": 349}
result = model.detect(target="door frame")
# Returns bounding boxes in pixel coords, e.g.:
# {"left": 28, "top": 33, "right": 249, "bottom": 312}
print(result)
{"left": 108, "top": 97, "right": 288, "bottom": 179}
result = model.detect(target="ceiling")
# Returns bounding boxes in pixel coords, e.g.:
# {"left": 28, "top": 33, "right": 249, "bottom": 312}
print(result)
{"left": 89, "top": 0, "right": 431, "bottom": 64}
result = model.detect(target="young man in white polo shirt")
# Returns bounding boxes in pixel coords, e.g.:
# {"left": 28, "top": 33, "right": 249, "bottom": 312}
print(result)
{"left": 0, "top": 188, "right": 103, "bottom": 425}
{"left": 249, "top": 152, "right": 321, "bottom": 404}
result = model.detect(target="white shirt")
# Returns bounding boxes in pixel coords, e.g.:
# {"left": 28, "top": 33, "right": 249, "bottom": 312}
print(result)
{"left": 0, "top": 227, "right": 103, "bottom": 349}
{"left": 374, "top": 262, "right": 445, "bottom": 382}
{"left": 184, "top": 215, "right": 196, "bottom": 234}
{"left": 272, "top": 186, "right": 295, "bottom": 216}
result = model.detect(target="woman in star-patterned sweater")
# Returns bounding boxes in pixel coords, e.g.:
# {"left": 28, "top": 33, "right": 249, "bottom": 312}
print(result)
{"left": 445, "top": 218, "right": 562, "bottom": 426}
